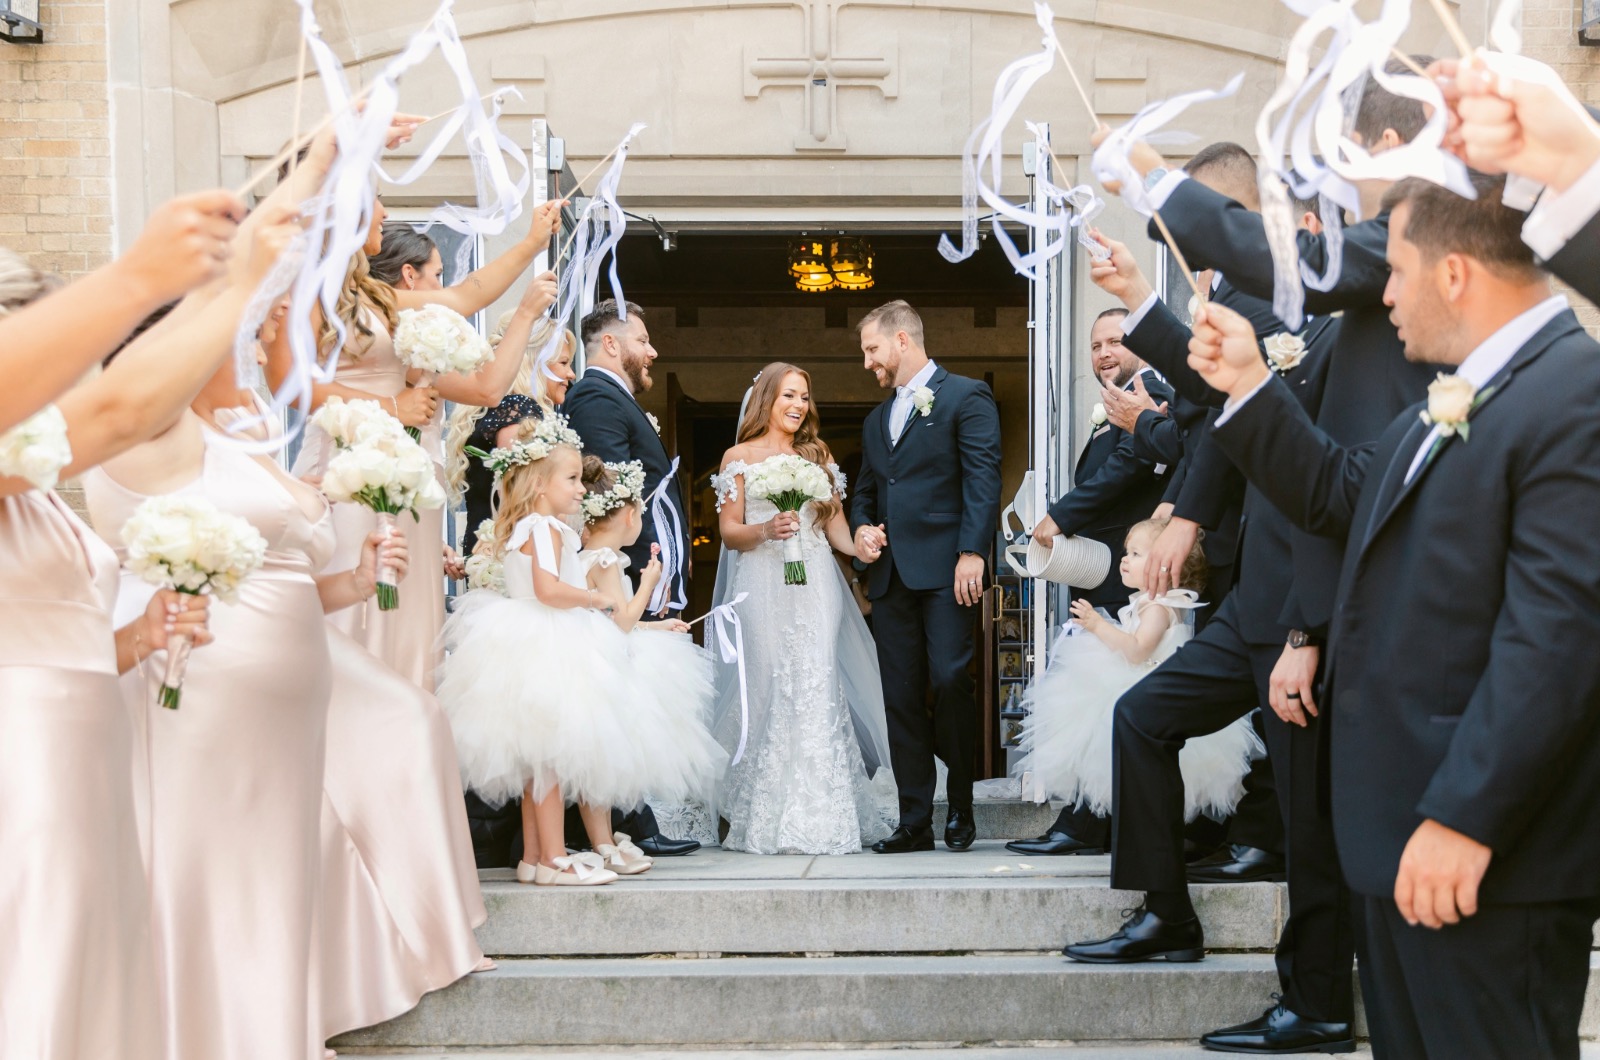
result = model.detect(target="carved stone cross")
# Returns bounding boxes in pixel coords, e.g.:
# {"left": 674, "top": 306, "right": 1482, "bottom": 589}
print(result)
{"left": 744, "top": 0, "right": 898, "bottom": 151}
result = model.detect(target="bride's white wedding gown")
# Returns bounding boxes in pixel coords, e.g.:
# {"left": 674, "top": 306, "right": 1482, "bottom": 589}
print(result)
{"left": 705, "top": 459, "right": 897, "bottom": 855}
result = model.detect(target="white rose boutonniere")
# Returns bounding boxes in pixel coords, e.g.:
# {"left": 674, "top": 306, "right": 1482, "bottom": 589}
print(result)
{"left": 1091, "top": 402, "right": 1108, "bottom": 427}
{"left": 1264, "top": 332, "right": 1308, "bottom": 375}
{"left": 1420, "top": 373, "right": 1485, "bottom": 443}
{"left": 911, "top": 386, "right": 935, "bottom": 418}
{"left": 646, "top": 411, "right": 661, "bottom": 436}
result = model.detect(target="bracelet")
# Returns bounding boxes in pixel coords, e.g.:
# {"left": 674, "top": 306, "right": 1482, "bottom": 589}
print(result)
{"left": 388, "top": 395, "right": 400, "bottom": 419}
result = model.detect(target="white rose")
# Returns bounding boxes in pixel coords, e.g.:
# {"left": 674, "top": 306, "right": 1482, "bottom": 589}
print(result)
{"left": 321, "top": 453, "right": 366, "bottom": 502}
{"left": 1264, "top": 332, "right": 1307, "bottom": 373}
{"left": 415, "top": 477, "right": 447, "bottom": 510}
{"left": 1091, "top": 402, "right": 1107, "bottom": 426}
{"left": 351, "top": 446, "right": 393, "bottom": 489}
{"left": 1424, "top": 373, "right": 1477, "bottom": 435}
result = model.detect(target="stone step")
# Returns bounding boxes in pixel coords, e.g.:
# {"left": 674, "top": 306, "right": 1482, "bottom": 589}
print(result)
{"left": 331, "top": 952, "right": 1600, "bottom": 1051}
{"left": 475, "top": 874, "right": 1285, "bottom": 957}
{"left": 341, "top": 1047, "right": 1388, "bottom": 1059}
{"left": 933, "top": 797, "right": 1061, "bottom": 840}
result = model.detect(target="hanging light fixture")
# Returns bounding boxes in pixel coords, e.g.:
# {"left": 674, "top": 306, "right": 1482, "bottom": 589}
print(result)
{"left": 787, "top": 233, "right": 874, "bottom": 293}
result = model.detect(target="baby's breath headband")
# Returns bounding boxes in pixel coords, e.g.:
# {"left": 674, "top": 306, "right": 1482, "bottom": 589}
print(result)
{"left": 582, "top": 460, "right": 646, "bottom": 522}
{"left": 465, "top": 413, "right": 583, "bottom": 479}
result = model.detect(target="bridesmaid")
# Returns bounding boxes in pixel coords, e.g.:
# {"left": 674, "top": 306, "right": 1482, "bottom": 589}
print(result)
{"left": 443, "top": 314, "right": 576, "bottom": 554}
{"left": 0, "top": 204, "right": 293, "bottom": 1059}
{"left": 273, "top": 198, "right": 562, "bottom": 690}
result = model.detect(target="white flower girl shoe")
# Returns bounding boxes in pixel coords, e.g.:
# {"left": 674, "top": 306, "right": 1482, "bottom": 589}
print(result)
{"left": 595, "top": 832, "right": 654, "bottom": 875}
{"left": 517, "top": 853, "right": 619, "bottom": 887}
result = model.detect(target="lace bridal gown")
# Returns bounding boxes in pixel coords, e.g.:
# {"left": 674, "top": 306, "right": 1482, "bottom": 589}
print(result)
{"left": 703, "top": 458, "right": 897, "bottom": 855}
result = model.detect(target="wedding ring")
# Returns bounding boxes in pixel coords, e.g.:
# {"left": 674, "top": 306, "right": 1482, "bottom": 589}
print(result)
{"left": 1286, "top": 692, "right": 1302, "bottom": 699}
{"left": 1159, "top": 565, "right": 1170, "bottom": 572}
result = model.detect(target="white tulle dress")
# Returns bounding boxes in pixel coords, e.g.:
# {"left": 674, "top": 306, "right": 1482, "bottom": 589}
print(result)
{"left": 437, "top": 513, "right": 722, "bottom": 811}
{"left": 1016, "top": 591, "right": 1262, "bottom": 822}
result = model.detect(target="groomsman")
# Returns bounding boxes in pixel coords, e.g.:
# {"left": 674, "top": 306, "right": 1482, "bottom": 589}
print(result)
{"left": 563, "top": 300, "right": 699, "bottom": 859}
{"left": 1198, "top": 171, "right": 1600, "bottom": 1060}
{"left": 1068, "top": 64, "right": 1437, "bottom": 1054}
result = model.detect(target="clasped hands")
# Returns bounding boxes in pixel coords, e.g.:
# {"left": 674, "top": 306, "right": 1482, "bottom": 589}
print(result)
{"left": 851, "top": 522, "right": 984, "bottom": 606}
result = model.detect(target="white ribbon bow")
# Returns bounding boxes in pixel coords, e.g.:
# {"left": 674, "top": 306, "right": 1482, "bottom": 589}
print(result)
{"left": 1091, "top": 72, "right": 1246, "bottom": 220}
{"left": 704, "top": 592, "right": 751, "bottom": 765}
{"left": 552, "top": 851, "right": 610, "bottom": 881}
{"left": 646, "top": 455, "right": 688, "bottom": 614}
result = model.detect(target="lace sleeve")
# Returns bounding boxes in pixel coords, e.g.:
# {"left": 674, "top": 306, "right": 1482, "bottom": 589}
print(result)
{"left": 826, "top": 461, "right": 847, "bottom": 502}
{"left": 711, "top": 461, "right": 748, "bottom": 513}
{"left": 472, "top": 395, "right": 541, "bottom": 448}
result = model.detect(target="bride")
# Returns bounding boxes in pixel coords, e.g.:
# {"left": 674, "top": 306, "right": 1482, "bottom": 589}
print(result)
{"left": 706, "top": 362, "right": 896, "bottom": 855}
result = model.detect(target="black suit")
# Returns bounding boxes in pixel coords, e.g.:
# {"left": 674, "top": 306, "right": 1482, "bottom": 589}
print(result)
{"left": 1045, "top": 369, "right": 1175, "bottom": 611}
{"left": 1214, "top": 308, "right": 1600, "bottom": 1059}
{"left": 1110, "top": 265, "right": 1359, "bottom": 1022}
{"left": 852, "top": 366, "right": 1002, "bottom": 830}
{"left": 563, "top": 370, "right": 689, "bottom": 609}
{"left": 1543, "top": 209, "right": 1600, "bottom": 306}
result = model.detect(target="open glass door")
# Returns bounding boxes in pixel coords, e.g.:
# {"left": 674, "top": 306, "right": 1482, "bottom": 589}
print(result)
{"left": 998, "top": 123, "right": 1076, "bottom": 781}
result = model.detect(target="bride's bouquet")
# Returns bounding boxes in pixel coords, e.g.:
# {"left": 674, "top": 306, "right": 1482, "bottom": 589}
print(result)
{"left": 744, "top": 455, "right": 834, "bottom": 586}
{"left": 312, "top": 397, "right": 447, "bottom": 611}
{"left": 121, "top": 496, "right": 268, "bottom": 709}
{"left": 393, "top": 304, "right": 493, "bottom": 439}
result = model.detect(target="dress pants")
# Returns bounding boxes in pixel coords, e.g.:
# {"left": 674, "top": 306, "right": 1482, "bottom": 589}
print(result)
{"left": 1357, "top": 894, "right": 1600, "bottom": 1060}
{"left": 1110, "top": 595, "right": 1354, "bottom": 1024}
{"left": 873, "top": 562, "right": 978, "bottom": 831}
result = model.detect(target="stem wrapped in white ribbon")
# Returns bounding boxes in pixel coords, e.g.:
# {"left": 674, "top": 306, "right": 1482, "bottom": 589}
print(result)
{"left": 702, "top": 592, "right": 751, "bottom": 765}
{"left": 374, "top": 510, "right": 400, "bottom": 611}
{"left": 645, "top": 455, "right": 688, "bottom": 615}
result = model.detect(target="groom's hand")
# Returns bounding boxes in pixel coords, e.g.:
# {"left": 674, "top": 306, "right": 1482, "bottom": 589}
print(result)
{"left": 1395, "top": 819, "right": 1493, "bottom": 929}
{"left": 854, "top": 523, "right": 886, "bottom": 563}
{"left": 954, "top": 552, "right": 985, "bottom": 607}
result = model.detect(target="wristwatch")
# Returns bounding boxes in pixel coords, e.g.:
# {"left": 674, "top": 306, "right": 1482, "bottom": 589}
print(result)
{"left": 1287, "top": 629, "right": 1315, "bottom": 649}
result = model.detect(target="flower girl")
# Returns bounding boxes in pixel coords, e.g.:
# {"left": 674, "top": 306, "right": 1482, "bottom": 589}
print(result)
{"left": 577, "top": 455, "right": 726, "bottom": 872}
{"left": 437, "top": 416, "right": 650, "bottom": 887}
{"left": 1017, "top": 518, "right": 1261, "bottom": 825}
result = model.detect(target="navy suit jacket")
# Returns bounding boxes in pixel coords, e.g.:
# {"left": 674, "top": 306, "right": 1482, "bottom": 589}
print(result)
{"left": 1214, "top": 310, "right": 1600, "bottom": 903}
{"left": 850, "top": 366, "right": 1002, "bottom": 598}
{"left": 562, "top": 370, "right": 689, "bottom": 604}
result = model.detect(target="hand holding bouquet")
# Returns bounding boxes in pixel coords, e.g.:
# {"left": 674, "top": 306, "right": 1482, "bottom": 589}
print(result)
{"left": 393, "top": 304, "right": 493, "bottom": 439}
{"left": 464, "top": 518, "right": 506, "bottom": 593}
{"left": 744, "top": 455, "right": 834, "bottom": 585}
{"left": 312, "top": 397, "right": 446, "bottom": 610}
{"left": 121, "top": 496, "right": 268, "bottom": 708}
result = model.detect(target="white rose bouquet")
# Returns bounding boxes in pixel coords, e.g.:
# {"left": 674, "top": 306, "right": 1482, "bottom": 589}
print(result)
{"left": 312, "top": 398, "right": 446, "bottom": 610}
{"left": 393, "top": 304, "right": 493, "bottom": 440}
{"left": 465, "top": 519, "right": 506, "bottom": 593}
{"left": 121, "top": 496, "right": 268, "bottom": 709}
{"left": 744, "top": 454, "right": 834, "bottom": 585}
{"left": 0, "top": 404, "right": 73, "bottom": 492}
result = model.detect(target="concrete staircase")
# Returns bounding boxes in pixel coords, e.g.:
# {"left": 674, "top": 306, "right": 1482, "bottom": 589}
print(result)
{"left": 332, "top": 805, "right": 1600, "bottom": 1054}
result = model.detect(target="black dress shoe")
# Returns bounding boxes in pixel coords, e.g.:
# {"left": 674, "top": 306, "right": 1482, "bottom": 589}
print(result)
{"left": 1005, "top": 830, "right": 1106, "bottom": 856}
{"left": 944, "top": 808, "right": 976, "bottom": 851}
{"left": 1063, "top": 906, "right": 1205, "bottom": 963}
{"left": 872, "top": 825, "right": 935, "bottom": 853}
{"left": 1200, "top": 997, "right": 1355, "bottom": 1054}
{"left": 635, "top": 835, "right": 700, "bottom": 857}
{"left": 1187, "top": 845, "right": 1287, "bottom": 884}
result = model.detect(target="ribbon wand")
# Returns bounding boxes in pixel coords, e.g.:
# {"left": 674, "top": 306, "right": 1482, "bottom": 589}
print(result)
{"left": 701, "top": 592, "right": 752, "bottom": 764}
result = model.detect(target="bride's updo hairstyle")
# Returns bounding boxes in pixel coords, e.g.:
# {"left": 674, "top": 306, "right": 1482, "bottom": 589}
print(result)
{"left": 487, "top": 415, "right": 583, "bottom": 557}
{"left": 579, "top": 455, "right": 646, "bottom": 537}
{"left": 736, "top": 361, "right": 841, "bottom": 522}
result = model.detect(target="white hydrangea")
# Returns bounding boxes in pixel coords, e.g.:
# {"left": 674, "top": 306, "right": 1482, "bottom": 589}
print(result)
{"left": 393, "top": 304, "right": 494, "bottom": 376}
{"left": 0, "top": 404, "right": 72, "bottom": 492}
{"left": 121, "top": 495, "right": 268, "bottom": 602}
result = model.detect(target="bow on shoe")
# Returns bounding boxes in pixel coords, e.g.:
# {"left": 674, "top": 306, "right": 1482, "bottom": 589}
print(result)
{"left": 612, "top": 832, "right": 650, "bottom": 860}
{"left": 553, "top": 851, "right": 610, "bottom": 882}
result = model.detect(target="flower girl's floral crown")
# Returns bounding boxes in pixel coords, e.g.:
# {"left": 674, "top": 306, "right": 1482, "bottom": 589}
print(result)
{"left": 465, "top": 414, "right": 583, "bottom": 478}
{"left": 581, "top": 460, "right": 646, "bottom": 522}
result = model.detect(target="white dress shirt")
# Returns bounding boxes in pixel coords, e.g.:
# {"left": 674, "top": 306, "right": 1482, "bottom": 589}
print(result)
{"left": 1522, "top": 156, "right": 1600, "bottom": 260}
{"left": 890, "top": 359, "right": 939, "bottom": 444}
{"left": 584, "top": 364, "right": 636, "bottom": 400}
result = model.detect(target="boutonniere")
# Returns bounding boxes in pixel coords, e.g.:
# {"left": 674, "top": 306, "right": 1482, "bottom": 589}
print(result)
{"left": 645, "top": 411, "right": 661, "bottom": 436}
{"left": 911, "top": 386, "right": 935, "bottom": 418}
{"left": 1264, "top": 332, "right": 1307, "bottom": 374}
{"left": 1418, "top": 373, "right": 1494, "bottom": 466}
{"left": 1091, "top": 402, "right": 1107, "bottom": 427}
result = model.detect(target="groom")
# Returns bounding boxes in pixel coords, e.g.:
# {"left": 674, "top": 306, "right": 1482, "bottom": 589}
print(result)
{"left": 852, "top": 300, "right": 1002, "bottom": 853}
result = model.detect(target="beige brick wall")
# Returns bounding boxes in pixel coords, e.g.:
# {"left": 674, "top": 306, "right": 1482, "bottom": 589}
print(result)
{"left": 0, "top": 0, "right": 111, "bottom": 279}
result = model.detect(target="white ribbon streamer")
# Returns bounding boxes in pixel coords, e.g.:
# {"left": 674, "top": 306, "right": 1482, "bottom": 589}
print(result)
{"left": 703, "top": 592, "right": 751, "bottom": 765}
{"left": 1091, "top": 72, "right": 1246, "bottom": 219}
{"left": 645, "top": 455, "right": 688, "bottom": 615}
{"left": 937, "top": 4, "right": 1105, "bottom": 278}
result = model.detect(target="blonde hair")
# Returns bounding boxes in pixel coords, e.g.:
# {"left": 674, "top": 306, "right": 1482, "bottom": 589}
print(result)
{"left": 1128, "top": 518, "right": 1208, "bottom": 593}
{"left": 324, "top": 251, "right": 398, "bottom": 363}
{"left": 488, "top": 418, "right": 580, "bottom": 558}
{"left": 736, "top": 361, "right": 842, "bottom": 522}
{"left": 443, "top": 315, "right": 574, "bottom": 505}
{"left": 0, "top": 248, "right": 55, "bottom": 314}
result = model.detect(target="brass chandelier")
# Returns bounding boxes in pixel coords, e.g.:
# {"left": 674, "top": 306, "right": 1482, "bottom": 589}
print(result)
{"left": 788, "top": 234, "right": 875, "bottom": 293}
